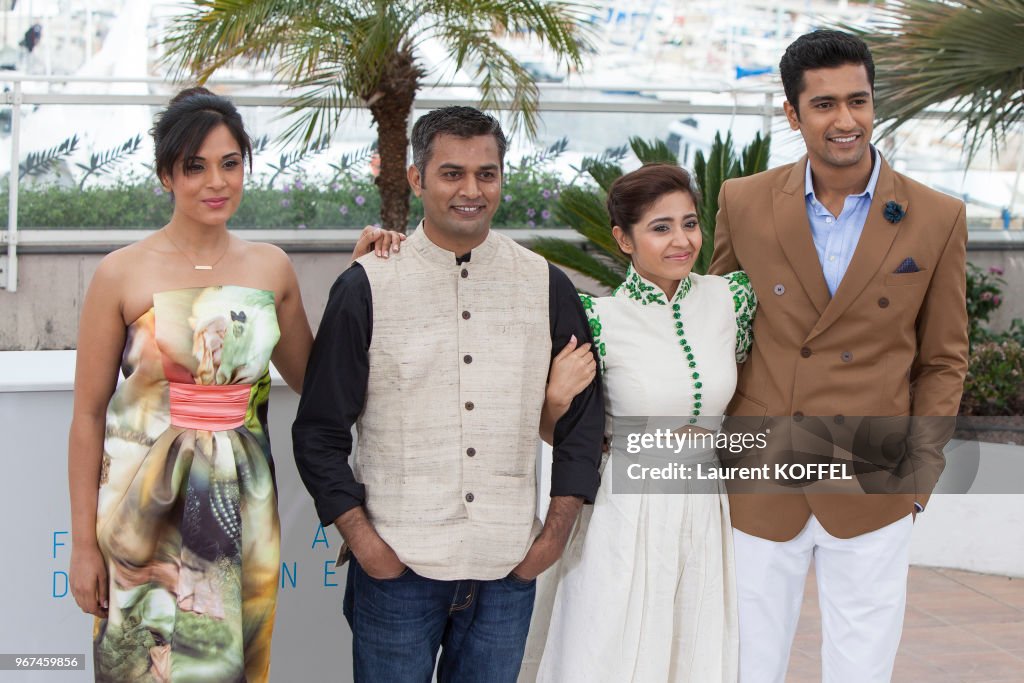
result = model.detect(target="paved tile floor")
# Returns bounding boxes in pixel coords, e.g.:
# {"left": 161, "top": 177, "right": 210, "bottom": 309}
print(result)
{"left": 787, "top": 566, "right": 1024, "bottom": 682}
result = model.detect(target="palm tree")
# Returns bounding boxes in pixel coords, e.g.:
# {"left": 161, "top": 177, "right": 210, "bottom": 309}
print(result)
{"left": 533, "top": 133, "right": 770, "bottom": 291}
{"left": 843, "top": 0, "right": 1024, "bottom": 161}
{"left": 163, "top": 0, "right": 592, "bottom": 231}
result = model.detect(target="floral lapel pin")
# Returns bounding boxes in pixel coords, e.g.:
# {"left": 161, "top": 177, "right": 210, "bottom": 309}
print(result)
{"left": 883, "top": 200, "right": 906, "bottom": 224}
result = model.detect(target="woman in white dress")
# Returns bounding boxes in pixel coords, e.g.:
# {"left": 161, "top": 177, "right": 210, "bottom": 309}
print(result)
{"left": 521, "top": 163, "right": 755, "bottom": 682}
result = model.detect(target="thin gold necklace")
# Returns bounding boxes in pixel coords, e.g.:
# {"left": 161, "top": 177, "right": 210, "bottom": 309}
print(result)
{"left": 162, "top": 228, "right": 230, "bottom": 271}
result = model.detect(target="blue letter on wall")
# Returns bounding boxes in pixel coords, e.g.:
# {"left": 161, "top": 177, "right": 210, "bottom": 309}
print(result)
{"left": 281, "top": 562, "right": 297, "bottom": 589}
{"left": 53, "top": 571, "right": 69, "bottom": 598}
{"left": 312, "top": 525, "right": 330, "bottom": 549}
{"left": 324, "top": 560, "right": 338, "bottom": 587}
{"left": 52, "top": 531, "right": 68, "bottom": 559}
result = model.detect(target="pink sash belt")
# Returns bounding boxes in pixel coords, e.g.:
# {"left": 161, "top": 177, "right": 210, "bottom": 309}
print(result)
{"left": 168, "top": 382, "right": 251, "bottom": 431}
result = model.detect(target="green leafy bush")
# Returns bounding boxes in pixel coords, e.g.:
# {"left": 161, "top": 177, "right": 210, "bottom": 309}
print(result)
{"left": 960, "top": 340, "right": 1024, "bottom": 416}
{"left": 0, "top": 137, "right": 569, "bottom": 231}
{"left": 965, "top": 263, "right": 1009, "bottom": 346}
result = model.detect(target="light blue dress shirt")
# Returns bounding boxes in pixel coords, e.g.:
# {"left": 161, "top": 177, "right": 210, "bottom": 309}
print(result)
{"left": 805, "top": 147, "right": 882, "bottom": 296}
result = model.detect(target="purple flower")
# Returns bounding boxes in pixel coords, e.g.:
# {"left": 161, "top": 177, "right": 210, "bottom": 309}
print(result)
{"left": 331, "top": 182, "right": 341, "bottom": 191}
{"left": 542, "top": 189, "right": 552, "bottom": 199}
{"left": 339, "top": 205, "right": 349, "bottom": 215}
{"left": 993, "top": 295, "right": 1002, "bottom": 306}
{"left": 282, "top": 184, "right": 291, "bottom": 193}
{"left": 526, "top": 208, "right": 536, "bottom": 218}
{"left": 989, "top": 266, "right": 1004, "bottom": 276}
{"left": 981, "top": 291, "right": 993, "bottom": 301}
{"left": 152, "top": 187, "right": 164, "bottom": 196}
{"left": 528, "top": 220, "right": 536, "bottom": 228}
{"left": 280, "top": 198, "right": 291, "bottom": 208}
{"left": 293, "top": 179, "right": 304, "bottom": 190}
{"left": 541, "top": 209, "right": 551, "bottom": 220}
{"left": 355, "top": 195, "right": 366, "bottom": 206}
{"left": 504, "top": 194, "right": 513, "bottom": 202}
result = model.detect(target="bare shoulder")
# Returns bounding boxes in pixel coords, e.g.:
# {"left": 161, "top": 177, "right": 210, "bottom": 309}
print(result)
{"left": 86, "top": 237, "right": 170, "bottom": 322}
{"left": 237, "top": 238, "right": 297, "bottom": 288}
{"left": 92, "top": 237, "right": 159, "bottom": 286}
{"left": 242, "top": 239, "right": 291, "bottom": 265}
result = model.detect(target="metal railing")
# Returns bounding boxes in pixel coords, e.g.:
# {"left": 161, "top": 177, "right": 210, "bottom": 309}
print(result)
{"left": 0, "top": 74, "right": 1016, "bottom": 291}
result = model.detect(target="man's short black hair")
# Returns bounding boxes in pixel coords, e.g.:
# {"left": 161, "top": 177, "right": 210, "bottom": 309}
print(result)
{"left": 780, "top": 30, "right": 875, "bottom": 117}
{"left": 411, "top": 106, "right": 507, "bottom": 180}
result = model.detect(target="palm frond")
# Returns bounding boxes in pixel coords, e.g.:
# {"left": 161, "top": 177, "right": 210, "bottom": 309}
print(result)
{"left": 553, "top": 186, "right": 630, "bottom": 265}
{"left": 74, "top": 134, "right": 142, "bottom": 189}
{"left": 532, "top": 237, "right": 626, "bottom": 291}
{"left": 162, "top": 0, "right": 594, "bottom": 225}
{"left": 20, "top": 134, "right": 80, "bottom": 180}
{"left": 162, "top": 0, "right": 312, "bottom": 81}
{"left": 568, "top": 144, "right": 629, "bottom": 188}
{"left": 738, "top": 131, "right": 771, "bottom": 177}
{"left": 692, "top": 132, "right": 770, "bottom": 274}
{"left": 328, "top": 140, "right": 380, "bottom": 183}
{"left": 630, "top": 136, "right": 678, "bottom": 164}
{"left": 840, "top": 0, "right": 1024, "bottom": 160}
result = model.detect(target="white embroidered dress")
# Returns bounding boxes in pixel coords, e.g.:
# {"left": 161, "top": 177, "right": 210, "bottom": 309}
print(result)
{"left": 521, "top": 267, "right": 755, "bottom": 683}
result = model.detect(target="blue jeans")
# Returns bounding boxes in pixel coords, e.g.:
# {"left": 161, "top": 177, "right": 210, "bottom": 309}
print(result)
{"left": 343, "top": 558, "right": 536, "bottom": 683}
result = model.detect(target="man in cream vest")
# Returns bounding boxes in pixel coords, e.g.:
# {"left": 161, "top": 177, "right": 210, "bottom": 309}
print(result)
{"left": 293, "top": 107, "right": 604, "bottom": 682}
{"left": 710, "top": 31, "right": 969, "bottom": 683}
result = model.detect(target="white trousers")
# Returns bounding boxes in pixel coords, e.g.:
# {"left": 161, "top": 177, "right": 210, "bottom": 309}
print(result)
{"left": 734, "top": 513, "right": 913, "bottom": 683}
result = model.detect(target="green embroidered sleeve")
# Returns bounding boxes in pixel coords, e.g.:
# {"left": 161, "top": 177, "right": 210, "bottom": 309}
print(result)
{"left": 578, "top": 293, "right": 606, "bottom": 373}
{"left": 725, "top": 271, "right": 757, "bottom": 363}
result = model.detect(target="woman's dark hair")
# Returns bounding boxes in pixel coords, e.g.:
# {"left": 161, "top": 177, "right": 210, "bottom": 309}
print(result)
{"left": 151, "top": 87, "right": 252, "bottom": 181}
{"left": 607, "top": 163, "right": 701, "bottom": 236}
{"left": 779, "top": 30, "right": 875, "bottom": 117}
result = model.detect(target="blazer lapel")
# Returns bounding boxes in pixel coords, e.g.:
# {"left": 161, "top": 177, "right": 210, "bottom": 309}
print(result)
{"left": 773, "top": 157, "right": 831, "bottom": 317}
{"left": 808, "top": 156, "right": 908, "bottom": 341}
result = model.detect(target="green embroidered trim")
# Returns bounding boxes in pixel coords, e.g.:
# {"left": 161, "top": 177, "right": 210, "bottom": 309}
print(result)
{"left": 614, "top": 265, "right": 692, "bottom": 306}
{"left": 672, "top": 301, "right": 702, "bottom": 424}
{"left": 725, "top": 271, "right": 757, "bottom": 363}
{"left": 578, "top": 293, "right": 606, "bottom": 373}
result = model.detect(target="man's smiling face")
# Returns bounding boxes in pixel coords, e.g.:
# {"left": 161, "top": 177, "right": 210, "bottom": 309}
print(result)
{"left": 785, "top": 62, "right": 875, "bottom": 172}
{"left": 409, "top": 133, "right": 502, "bottom": 247}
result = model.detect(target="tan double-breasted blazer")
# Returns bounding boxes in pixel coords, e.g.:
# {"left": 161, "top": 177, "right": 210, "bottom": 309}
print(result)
{"left": 710, "top": 155, "right": 969, "bottom": 541}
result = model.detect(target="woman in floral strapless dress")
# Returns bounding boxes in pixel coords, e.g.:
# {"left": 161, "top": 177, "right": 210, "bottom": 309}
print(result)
{"left": 65, "top": 88, "right": 397, "bottom": 682}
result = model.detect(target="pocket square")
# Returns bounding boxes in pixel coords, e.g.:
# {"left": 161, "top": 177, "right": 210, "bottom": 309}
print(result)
{"left": 894, "top": 257, "right": 920, "bottom": 274}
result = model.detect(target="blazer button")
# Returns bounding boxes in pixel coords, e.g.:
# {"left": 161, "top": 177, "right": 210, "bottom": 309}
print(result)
{"left": 878, "top": 297, "right": 890, "bottom": 308}
{"left": 462, "top": 310, "right": 471, "bottom": 320}
{"left": 461, "top": 268, "right": 469, "bottom": 278}
{"left": 793, "top": 411, "right": 804, "bottom": 421}
{"left": 800, "top": 346, "right": 812, "bottom": 358}
{"left": 464, "top": 354, "right": 473, "bottom": 364}
{"left": 465, "top": 401, "right": 474, "bottom": 411}
{"left": 834, "top": 415, "right": 845, "bottom": 424}
{"left": 773, "top": 284, "right": 786, "bottom": 296}
{"left": 466, "top": 447, "right": 476, "bottom": 457}
{"left": 465, "top": 492, "right": 475, "bottom": 503}
{"left": 841, "top": 351, "right": 853, "bottom": 363}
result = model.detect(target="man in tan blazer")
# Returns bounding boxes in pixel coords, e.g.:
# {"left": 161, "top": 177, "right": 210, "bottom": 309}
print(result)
{"left": 710, "top": 30, "right": 968, "bottom": 682}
